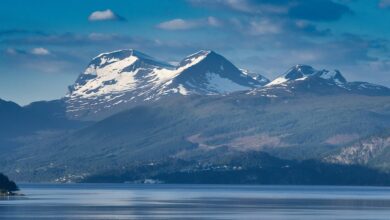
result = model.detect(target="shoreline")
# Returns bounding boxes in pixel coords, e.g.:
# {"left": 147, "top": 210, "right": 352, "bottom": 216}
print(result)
{"left": 0, "top": 191, "right": 23, "bottom": 196}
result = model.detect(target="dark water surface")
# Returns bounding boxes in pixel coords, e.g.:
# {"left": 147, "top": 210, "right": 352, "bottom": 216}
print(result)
{"left": 1, "top": 184, "right": 390, "bottom": 219}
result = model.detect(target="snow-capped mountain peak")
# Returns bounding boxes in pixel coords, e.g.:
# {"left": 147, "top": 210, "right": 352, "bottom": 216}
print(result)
{"left": 66, "top": 49, "right": 268, "bottom": 120}
{"left": 67, "top": 49, "right": 173, "bottom": 99}
{"left": 250, "top": 64, "right": 390, "bottom": 98}
{"left": 317, "top": 69, "right": 347, "bottom": 85}
{"left": 178, "top": 50, "right": 212, "bottom": 66}
{"left": 267, "top": 65, "right": 347, "bottom": 87}
{"left": 285, "top": 64, "right": 316, "bottom": 80}
{"left": 92, "top": 49, "right": 169, "bottom": 66}
{"left": 167, "top": 50, "right": 268, "bottom": 95}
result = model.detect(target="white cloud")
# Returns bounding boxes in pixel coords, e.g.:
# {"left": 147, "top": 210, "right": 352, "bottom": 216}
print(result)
{"left": 230, "top": 18, "right": 281, "bottom": 36}
{"left": 190, "top": 0, "right": 253, "bottom": 13}
{"left": 157, "top": 17, "right": 222, "bottom": 30}
{"left": 189, "top": 0, "right": 288, "bottom": 14}
{"left": 88, "top": 9, "right": 124, "bottom": 21}
{"left": 4, "top": 47, "right": 50, "bottom": 56}
{"left": 88, "top": 33, "right": 114, "bottom": 41}
{"left": 31, "top": 47, "right": 50, "bottom": 55}
{"left": 157, "top": 19, "right": 199, "bottom": 30}
{"left": 207, "top": 16, "right": 222, "bottom": 27}
{"left": 248, "top": 20, "right": 281, "bottom": 35}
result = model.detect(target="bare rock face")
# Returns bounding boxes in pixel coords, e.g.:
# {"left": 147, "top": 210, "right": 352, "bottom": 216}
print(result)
{"left": 325, "top": 135, "right": 390, "bottom": 166}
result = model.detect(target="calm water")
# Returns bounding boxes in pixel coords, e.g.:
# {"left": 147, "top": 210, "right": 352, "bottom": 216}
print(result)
{"left": 1, "top": 184, "right": 390, "bottom": 219}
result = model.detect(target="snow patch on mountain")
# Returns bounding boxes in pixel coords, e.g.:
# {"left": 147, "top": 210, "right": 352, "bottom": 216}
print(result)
{"left": 204, "top": 72, "right": 251, "bottom": 93}
{"left": 178, "top": 50, "right": 211, "bottom": 69}
{"left": 267, "top": 77, "right": 289, "bottom": 86}
{"left": 240, "top": 69, "right": 270, "bottom": 85}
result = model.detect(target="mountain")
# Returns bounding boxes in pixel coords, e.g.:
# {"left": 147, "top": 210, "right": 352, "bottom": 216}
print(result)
{"left": 1, "top": 49, "right": 390, "bottom": 184}
{"left": 3, "top": 92, "right": 390, "bottom": 182}
{"left": 164, "top": 50, "right": 267, "bottom": 94}
{"left": 0, "top": 98, "right": 21, "bottom": 112}
{"left": 250, "top": 65, "right": 390, "bottom": 97}
{"left": 267, "top": 64, "right": 347, "bottom": 86}
{"left": 0, "top": 98, "right": 87, "bottom": 151}
{"left": 65, "top": 49, "right": 268, "bottom": 120}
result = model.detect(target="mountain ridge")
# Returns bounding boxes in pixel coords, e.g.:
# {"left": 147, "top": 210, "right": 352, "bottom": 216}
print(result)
{"left": 249, "top": 64, "right": 390, "bottom": 97}
{"left": 65, "top": 49, "right": 269, "bottom": 120}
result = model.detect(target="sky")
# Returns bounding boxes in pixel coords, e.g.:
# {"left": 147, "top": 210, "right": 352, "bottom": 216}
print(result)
{"left": 1, "top": 0, "right": 390, "bottom": 105}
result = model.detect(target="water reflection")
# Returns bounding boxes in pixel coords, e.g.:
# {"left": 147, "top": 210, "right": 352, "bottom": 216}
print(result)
{"left": 1, "top": 184, "right": 390, "bottom": 219}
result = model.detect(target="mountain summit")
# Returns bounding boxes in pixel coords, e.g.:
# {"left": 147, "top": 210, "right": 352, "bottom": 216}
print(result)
{"left": 247, "top": 64, "right": 390, "bottom": 97}
{"left": 267, "top": 64, "right": 347, "bottom": 87}
{"left": 66, "top": 49, "right": 268, "bottom": 120}
{"left": 165, "top": 50, "right": 266, "bottom": 95}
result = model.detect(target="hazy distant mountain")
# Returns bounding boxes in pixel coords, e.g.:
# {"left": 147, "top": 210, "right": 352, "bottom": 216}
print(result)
{"left": 0, "top": 98, "right": 87, "bottom": 152}
{"left": 250, "top": 64, "right": 390, "bottom": 97}
{"left": 267, "top": 64, "right": 347, "bottom": 86}
{"left": 0, "top": 99, "right": 83, "bottom": 139}
{"left": 66, "top": 49, "right": 267, "bottom": 120}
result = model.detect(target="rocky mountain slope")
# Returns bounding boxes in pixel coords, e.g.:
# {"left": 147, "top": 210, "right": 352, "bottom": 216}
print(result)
{"left": 325, "top": 131, "right": 390, "bottom": 170}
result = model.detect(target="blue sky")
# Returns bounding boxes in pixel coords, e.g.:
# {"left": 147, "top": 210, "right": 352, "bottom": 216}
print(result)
{"left": 1, "top": 0, "right": 390, "bottom": 105}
